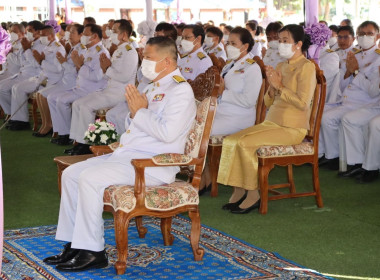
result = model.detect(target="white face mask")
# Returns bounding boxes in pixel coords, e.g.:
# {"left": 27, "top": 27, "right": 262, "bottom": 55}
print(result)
{"left": 268, "top": 40, "right": 279, "bottom": 49}
{"left": 176, "top": 36, "right": 182, "bottom": 46}
{"left": 40, "top": 36, "right": 50, "bottom": 46}
{"left": 278, "top": 43, "right": 295, "bottom": 59}
{"left": 10, "top": 32, "right": 19, "bottom": 43}
{"left": 223, "top": 34, "right": 229, "bottom": 42}
{"left": 110, "top": 32, "right": 120, "bottom": 45}
{"left": 226, "top": 45, "right": 242, "bottom": 60}
{"left": 64, "top": 31, "right": 70, "bottom": 41}
{"left": 80, "top": 35, "right": 91, "bottom": 46}
{"left": 180, "top": 39, "right": 195, "bottom": 54}
{"left": 204, "top": 36, "right": 214, "bottom": 48}
{"left": 141, "top": 58, "right": 165, "bottom": 81}
{"left": 26, "top": 31, "right": 34, "bottom": 42}
{"left": 327, "top": 36, "right": 337, "bottom": 47}
{"left": 357, "top": 35, "right": 375, "bottom": 50}
{"left": 105, "top": 28, "right": 113, "bottom": 38}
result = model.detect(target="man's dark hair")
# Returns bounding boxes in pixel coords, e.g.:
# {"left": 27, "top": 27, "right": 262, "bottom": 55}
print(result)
{"left": 337, "top": 25, "right": 355, "bottom": 37}
{"left": 341, "top": 19, "right": 352, "bottom": 27}
{"left": 329, "top": 25, "right": 339, "bottom": 33}
{"left": 357, "top": 20, "right": 379, "bottom": 33}
{"left": 20, "top": 21, "right": 28, "bottom": 28}
{"left": 230, "top": 27, "right": 254, "bottom": 52}
{"left": 246, "top": 21, "right": 257, "bottom": 33}
{"left": 115, "top": 19, "right": 132, "bottom": 37}
{"left": 11, "top": 23, "right": 25, "bottom": 33}
{"left": 184, "top": 24, "right": 205, "bottom": 44}
{"left": 206, "top": 26, "right": 223, "bottom": 42}
{"left": 60, "top": 22, "right": 67, "bottom": 31}
{"left": 84, "top": 23, "right": 102, "bottom": 40}
{"left": 27, "top": 20, "right": 44, "bottom": 31}
{"left": 41, "top": 25, "right": 54, "bottom": 35}
{"left": 155, "top": 22, "right": 177, "bottom": 41}
{"left": 72, "top": 23, "right": 84, "bottom": 35}
{"left": 224, "top": 25, "right": 233, "bottom": 33}
{"left": 266, "top": 22, "right": 283, "bottom": 34}
{"left": 84, "top": 17, "right": 96, "bottom": 25}
{"left": 146, "top": 36, "right": 178, "bottom": 61}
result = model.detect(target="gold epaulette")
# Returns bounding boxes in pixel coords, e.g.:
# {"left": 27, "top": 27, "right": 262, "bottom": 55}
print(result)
{"left": 260, "top": 39, "right": 266, "bottom": 43}
{"left": 180, "top": 53, "right": 188, "bottom": 59}
{"left": 96, "top": 45, "right": 102, "bottom": 52}
{"left": 125, "top": 44, "right": 132, "bottom": 51}
{"left": 326, "top": 49, "right": 334, "bottom": 53}
{"left": 226, "top": 59, "right": 233, "bottom": 64}
{"left": 197, "top": 52, "right": 206, "bottom": 60}
{"left": 352, "top": 48, "right": 362, "bottom": 54}
{"left": 173, "top": 75, "right": 186, "bottom": 83}
{"left": 375, "top": 49, "right": 380, "bottom": 55}
{"left": 246, "top": 58, "right": 256, "bottom": 65}
{"left": 80, "top": 44, "right": 86, "bottom": 49}
{"left": 55, "top": 42, "right": 61, "bottom": 47}
{"left": 217, "top": 47, "right": 222, "bottom": 52}
{"left": 129, "top": 38, "right": 135, "bottom": 42}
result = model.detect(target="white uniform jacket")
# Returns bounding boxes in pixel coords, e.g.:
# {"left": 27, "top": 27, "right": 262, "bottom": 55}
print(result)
{"left": 319, "top": 45, "right": 341, "bottom": 103}
{"left": 178, "top": 47, "right": 213, "bottom": 81}
{"left": 205, "top": 42, "right": 227, "bottom": 61}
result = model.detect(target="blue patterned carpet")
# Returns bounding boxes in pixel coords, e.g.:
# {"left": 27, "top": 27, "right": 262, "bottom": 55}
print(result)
{"left": 2, "top": 216, "right": 333, "bottom": 279}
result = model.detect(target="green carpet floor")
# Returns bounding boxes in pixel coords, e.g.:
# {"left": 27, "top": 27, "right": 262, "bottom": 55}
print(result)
{"left": 1, "top": 128, "right": 380, "bottom": 279}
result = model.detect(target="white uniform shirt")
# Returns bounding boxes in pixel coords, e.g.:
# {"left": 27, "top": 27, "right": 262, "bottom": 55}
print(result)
{"left": 205, "top": 42, "right": 227, "bottom": 61}
{"left": 61, "top": 43, "right": 86, "bottom": 87}
{"left": 178, "top": 47, "right": 213, "bottom": 81}
{"left": 106, "top": 42, "right": 138, "bottom": 88}
{"left": 40, "top": 40, "right": 66, "bottom": 84}
{"left": 250, "top": 40, "right": 262, "bottom": 58}
{"left": 319, "top": 45, "right": 341, "bottom": 103}
{"left": 76, "top": 42, "right": 110, "bottom": 92}
{"left": 340, "top": 46, "right": 380, "bottom": 105}
{"left": 102, "top": 38, "right": 112, "bottom": 50}
{"left": 263, "top": 45, "right": 285, "bottom": 68}
{"left": 19, "top": 39, "right": 46, "bottom": 77}
{"left": 336, "top": 45, "right": 354, "bottom": 92}
{"left": 3, "top": 39, "right": 23, "bottom": 75}
{"left": 109, "top": 68, "right": 197, "bottom": 183}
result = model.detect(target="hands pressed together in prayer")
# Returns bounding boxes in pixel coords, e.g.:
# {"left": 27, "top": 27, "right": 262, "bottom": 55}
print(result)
{"left": 71, "top": 50, "right": 84, "bottom": 70}
{"left": 99, "top": 53, "right": 111, "bottom": 73}
{"left": 265, "top": 65, "right": 283, "bottom": 97}
{"left": 345, "top": 51, "right": 359, "bottom": 77}
{"left": 33, "top": 50, "right": 45, "bottom": 64}
{"left": 125, "top": 84, "right": 148, "bottom": 119}
{"left": 56, "top": 52, "right": 67, "bottom": 64}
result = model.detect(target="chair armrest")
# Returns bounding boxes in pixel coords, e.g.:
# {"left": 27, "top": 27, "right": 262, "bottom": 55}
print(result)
{"left": 90, "top": 142, "right": 120, "bottom": 156}
{"left": 132, "top": 155, "right": 203, "bottom": 168}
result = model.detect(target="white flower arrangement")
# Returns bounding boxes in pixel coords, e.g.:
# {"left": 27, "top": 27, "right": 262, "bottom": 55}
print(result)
{"left": 84, "top": 119, "right": 118, "bottom": 145}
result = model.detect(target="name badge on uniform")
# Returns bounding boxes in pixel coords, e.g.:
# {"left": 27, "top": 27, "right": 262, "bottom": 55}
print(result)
{"left": 234, "top": 68, "right": 245, "bottom": 73}
{"left": 152, "top": 94, "right": 165, "bottom": 102}
{"left": 184, "top": 67, "right": 193, "bottom": 73}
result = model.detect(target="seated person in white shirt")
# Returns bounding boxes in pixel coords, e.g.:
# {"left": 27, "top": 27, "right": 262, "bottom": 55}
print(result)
{"left": 263, "top": 21, "right": 285, "bottom": 68}
{"left": 328, "top": 25, "right": 339, "bottom": 50}
{"left": 203, "top": 26, "right": 227, "bottom": 61}
{"left": 43, "top": 36, "right": 196, "bottom": 273}
{"left": 246, "top": 21, "right": 262, "bottom": 58}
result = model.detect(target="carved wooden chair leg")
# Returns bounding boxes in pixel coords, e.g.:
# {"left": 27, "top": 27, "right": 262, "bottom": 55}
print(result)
{"left": 258, "top": 164, "right": 270, "bottom": 215}
{"left": 160, "top": 217, "right": 174, "bottom": 246}
{"left": 135, "top": 216, "right": 147, "bottom": 238}
{"left": 209, "top": 145, "right": 221, "bottom": 197}
{"left": 113, "top": 212, "right": 130, "bottom": 275}
{"left": 312, "top": 163, "right": 324, "bottom": 208}
{"left": 287, "top": 165, "right": 296, "bottom": 193}
{"left": 188, "top": 208, "right": 204, "bottom": 261}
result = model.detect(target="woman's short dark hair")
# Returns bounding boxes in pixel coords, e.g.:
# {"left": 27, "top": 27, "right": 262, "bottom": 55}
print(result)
{"left": 224, "top": 25, "right": 233, "bottom": 33}
{"left": 206, "top": 26, "right": 223, "bottom": 42}
{"left": 329, "top": 25, "right": 339, "bottom": 33}
{"left": 341, "top": 19, "right": 352, "bottom": 27}
{"left": 245, "top": 21, "right": 257, "bottom": 33}
{"left": 155, "top": 22, "right": 177, "bottom": 41}
{"left": 230, "top": 27, "right": 254, "bottom": 53}
{"left": 266, "top": 22, "right": 283, "bottom": 34}
{"left": 279, "top": 24, "right": 311, "bottom": 53}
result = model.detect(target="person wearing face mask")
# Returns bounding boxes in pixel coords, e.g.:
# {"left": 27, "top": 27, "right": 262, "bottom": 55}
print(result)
{"left": 65, "top": 20, "right": 138, "bottom": 155}
{"left": 47, "top": 24, "right": 110, "bottom": 148}
{"left": 5, "top": 25, "right": 65, "bottom": 131}
{"left": 328, "top": 25, "right": 339, "bottom": 50}
{"left": 44, "top": 36, "right": 196, "bottom": 272}
{"left": 217, "top": 24, "right": 316, "bottom": 214}
{"left": 319, "top": 21, "right": 380, "bottom": 177}
{"left": 178, "top": 24, "right": 213, "bottom": 81}
{"left": 0, "top": 23, "right": 25, "bottom": 81}
{"left": 105, "top": 22, "right": 178, "bottom": 135}
{"left": 175, "top": 23, "right": 185, "bottom": 48}
{"left": 33, "top": 24, "right": 85, "bottom": 138}
{"left": 203, "top": 27, "right": 227, "bottom": 61}
{"left": 263, "top": 22, "right": 285, "bottom": 68}
{"left": 222, "top": 25, "right": 233, "bottom": 46}
{"left": 245, "top": 21, "right": 262, "bottom": 58}
{"left": 0, "top": 21, "right": 45, "bottom": 121}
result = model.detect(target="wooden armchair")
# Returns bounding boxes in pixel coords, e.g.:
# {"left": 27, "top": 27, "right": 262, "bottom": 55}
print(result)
{"left": 209, "top": 53, "right": 226, "bottom": 73}
{"left": 207, "top": 56, "right": 268, "bottom": 197}
{"left": 256, "top": 61, "right": 326, "bottom": 214}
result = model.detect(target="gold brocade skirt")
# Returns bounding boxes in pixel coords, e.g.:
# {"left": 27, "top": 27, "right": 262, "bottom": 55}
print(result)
{"left": 217, "top": 120, "right": 307, "bottom": 190}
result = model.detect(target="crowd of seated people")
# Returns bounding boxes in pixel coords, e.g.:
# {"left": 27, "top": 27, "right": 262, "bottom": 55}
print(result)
{"left": 0, "top": 15, "right": 379, "bottom": 272}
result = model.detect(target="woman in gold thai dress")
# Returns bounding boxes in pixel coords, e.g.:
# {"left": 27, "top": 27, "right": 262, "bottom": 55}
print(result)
{"left": 218, "top": 24, "right": 317, "bottom": 214}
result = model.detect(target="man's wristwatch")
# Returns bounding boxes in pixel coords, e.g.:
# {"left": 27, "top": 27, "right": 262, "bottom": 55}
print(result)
{"left": 353, "top": 69, "right": 359, "bottom": 77}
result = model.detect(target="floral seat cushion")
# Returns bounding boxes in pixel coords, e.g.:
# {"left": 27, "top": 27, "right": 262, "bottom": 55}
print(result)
{"left": 103, "top": 182, "right": 199, "bottom": 213}
{"left": 152, "top": 153, "right": 192, "bottom": 165}
{"left": 257, "top": 142, "right": 314, "bottom": 157}
{"left": 209, "top": 134, "right": 227, "bottom": 146}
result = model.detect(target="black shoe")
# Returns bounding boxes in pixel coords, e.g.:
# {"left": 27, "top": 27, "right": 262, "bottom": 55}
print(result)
{"left": 53, "top": 135, "right": 74, "bottom": 146}
{"left": 55, "top": 249, "right": 108, "bottom": 272}
{"left": 198, "top": 184, "right": 211, "bottom": 196}
{"left": 43, "top": 242, "right": 80, "bottom": 265}
{"left": 222, "top": 192, "right": 247, "bottom": 210}
{"left": 337, "top": 164, "right": 363, "bottom": 178}
{"left": 6, "top": 121, "right": 30, "bottom": 131}
{"left": 326, "top": 157, "right": 339, "bottom": 170}
{"left": 32, "top": 129, "right": 53, "bottom": 137}
{"left": 230, "top": 199, "right": 261, "bottom": 214}
{"left": 356, "top": 170, "right": 379, "bottom": 184}
{"left": 70, "top": 144, "right": 91, "bottom": 155}
{"left": 318, "top": 156, "right": 330, "bottom": 167}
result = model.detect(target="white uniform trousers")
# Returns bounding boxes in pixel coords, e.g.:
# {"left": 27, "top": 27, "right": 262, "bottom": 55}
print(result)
{"left": 320, "top": 103, "right": 358, "bottom": 159}
{"left": 0, "top": 70, "right": 18, "bottom": 82}
{"left": 105, "top": 101, "right": 130, "bottom": 135}
{"left": 56, "top": 154, "right": 164, "bottom": 251}
{"left": 0, "top": 74, "right": 34, "bottom": 115}
{"left": 318, "top": 104, "right": 338, "bottom": 157}
{"left": 47, "top": 87, "right": 75, "bottom": 134}
{"left": 70, "top": 86, "right": 126, "bottom": 143}
{"left": 364, "top": 115, "right": 380, "bottom": 171}
{"left": 51, "top": 88, "right": 90, "bottom": 135}
{"left": 10, "top": 77, "right": 43, "bottom": 122}
{"left": 342, "top": 107, "right": 380, "bottom": 165}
